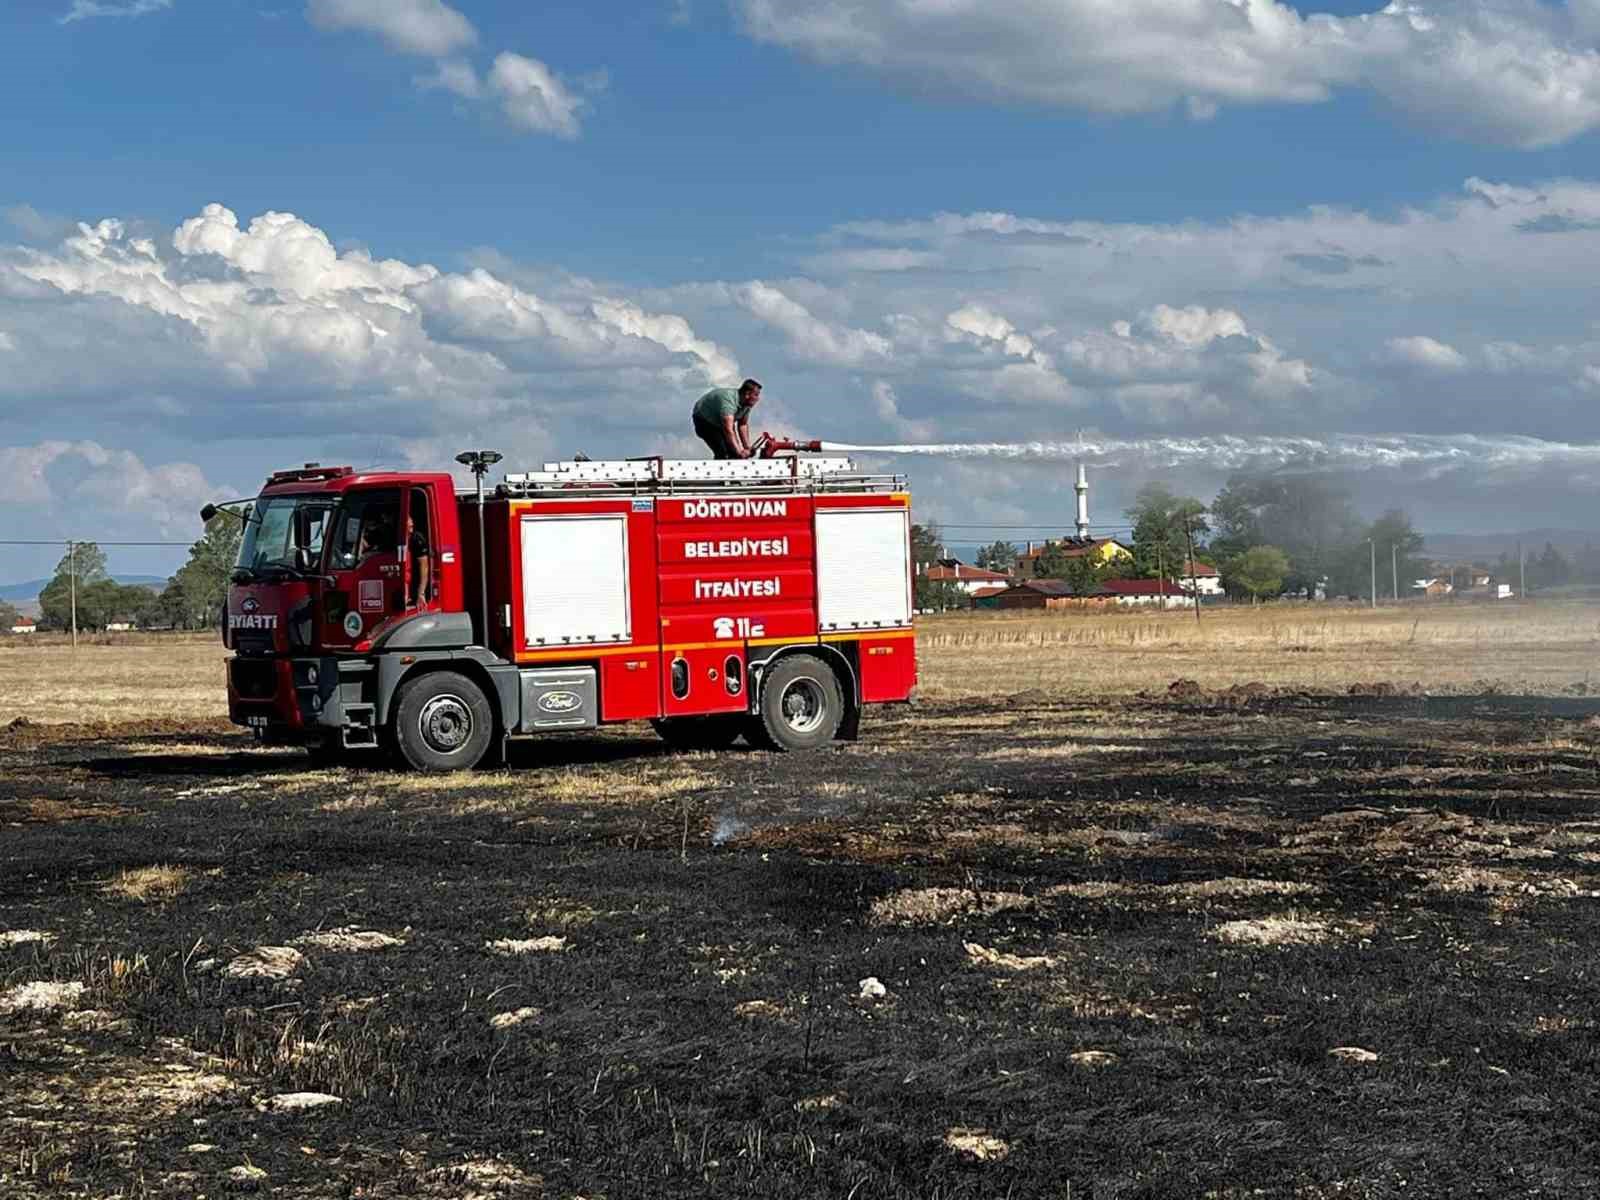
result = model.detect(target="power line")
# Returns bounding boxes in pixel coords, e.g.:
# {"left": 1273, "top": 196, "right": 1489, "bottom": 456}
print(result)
{"left": 0, "top": 540, "right": 192, "bottom": 547}
{"left": 927, "top": 524, "right": 1137, "bottom": 532}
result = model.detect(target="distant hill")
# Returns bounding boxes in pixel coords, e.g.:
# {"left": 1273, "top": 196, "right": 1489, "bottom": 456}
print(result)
{"left": 0, "top": 574, "right": 167, "bottom": 606}
{"left": 1421, "top": 529, "right": 1600, "bottom": 563}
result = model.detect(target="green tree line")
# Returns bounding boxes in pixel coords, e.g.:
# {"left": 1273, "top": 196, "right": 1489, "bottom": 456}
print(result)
{"left": 31, "top": 517, "right": 242, "bottom": 632}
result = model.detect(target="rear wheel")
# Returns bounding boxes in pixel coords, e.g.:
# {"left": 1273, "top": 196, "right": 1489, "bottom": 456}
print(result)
{"left": 754, "top": 655, "right": 844, "bottom": 752}
{"left": 651, "top": 714, "right": 745, "bottom": 751}
{"left": 393, "top": 670, "right": 493, "bottom": 772}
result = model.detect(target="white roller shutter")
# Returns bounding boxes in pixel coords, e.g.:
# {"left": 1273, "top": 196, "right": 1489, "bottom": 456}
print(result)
{"left": 520, "top": 514, "right": 631, "bottom": 645}
{"left": 815, "top": 508, "right": 912, "bottom": 630}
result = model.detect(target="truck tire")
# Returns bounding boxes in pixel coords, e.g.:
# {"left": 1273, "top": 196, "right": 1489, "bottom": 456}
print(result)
{"left": 392, "top": 670, "right": 493, "bottom": 772}
{"left": 753, "top": 654, "right": 844, "bottom": 752}
{"left": 650, "top": 714, "right": 745, "bottom": 751}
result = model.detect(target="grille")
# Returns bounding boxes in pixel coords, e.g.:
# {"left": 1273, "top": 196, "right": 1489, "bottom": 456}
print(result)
{"left": 233, "top": 631, "right": 275, "bottom": 656}
{"left": 230, "top": 658, "right": 277, "bottom": 700}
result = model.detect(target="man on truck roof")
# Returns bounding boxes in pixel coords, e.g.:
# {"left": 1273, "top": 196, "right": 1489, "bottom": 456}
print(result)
{"left": 692, "top": 379, "right": 761, "bottom": 459}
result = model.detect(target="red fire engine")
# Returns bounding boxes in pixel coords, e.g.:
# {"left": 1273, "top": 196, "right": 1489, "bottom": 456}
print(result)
{"left": 211, "top": 439, "right": 916, "bottom": 770}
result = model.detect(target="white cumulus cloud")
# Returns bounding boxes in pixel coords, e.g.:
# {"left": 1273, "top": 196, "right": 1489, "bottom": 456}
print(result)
{"left": 1388, "top": 335, "right": 1468, "bottom": 370}
{"left": 735, "top": 0, "right": 1600, "bottom": 149}
{"left": 59, "top": 0, "right": 169, "bottom": 23}
{"left": 305, "top": 0, "right": 477, "bottom": 57}
{"left": 736, "top": 281, "right": 890, "bottom": 366}
{"left": 0, "top": 440, "right": 224, "bottom": 537}
{"left": 307, "top": 1, "right": 591, "bottom": 138}
{"left": 6, "top": 204, "right": 736, "bottom": 440}
{"left": 487, "top": 52, "right": 586, "bottom": 139}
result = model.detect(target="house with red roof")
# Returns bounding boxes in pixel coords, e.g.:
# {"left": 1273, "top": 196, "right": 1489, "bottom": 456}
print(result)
{"left": 925, "top": 560, "right": 1014, "bottom": 596}
{"left": 1097, "top": 578, "right": 1198, "bottom": 609}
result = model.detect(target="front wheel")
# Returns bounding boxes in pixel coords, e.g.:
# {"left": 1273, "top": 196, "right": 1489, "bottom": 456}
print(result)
{"left": 393, "top": 670, "right": 493, "bottom": 772}
{"left": 753, "top": 655, "right": 844, "bottom": 752}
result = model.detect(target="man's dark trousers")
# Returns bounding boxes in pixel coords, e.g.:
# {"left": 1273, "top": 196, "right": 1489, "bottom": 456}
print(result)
{"left": 693, "top": 416, "right": 738, "bottom": 459}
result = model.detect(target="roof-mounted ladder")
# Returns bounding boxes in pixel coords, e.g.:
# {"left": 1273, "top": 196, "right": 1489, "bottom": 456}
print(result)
{"left": 498, "top": 455, "right": 906, "bottom": 498}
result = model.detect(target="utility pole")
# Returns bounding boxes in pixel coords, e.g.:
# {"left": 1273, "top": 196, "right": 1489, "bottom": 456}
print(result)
{"left": 1519, "top": 540, "right": 1526, "bottom": 600}
{"left": 1368, "top": 538, "right": 1376, "bottom": 609}
{"left": 68, "top": 540, "right": 78, "bottom": 650}
{"left": 1391, "top": 543, "right": 1399, "bottom": 602}
{"left": 1184, "top": 513, "right": 1201, "bottom": 625}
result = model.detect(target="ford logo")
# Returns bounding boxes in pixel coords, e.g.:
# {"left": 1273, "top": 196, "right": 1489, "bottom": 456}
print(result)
{"left": 538, "top": 690, "right": 582, "bottom": 714}
{"left": 241, "top": 597, "right": 259, "bottom": 613}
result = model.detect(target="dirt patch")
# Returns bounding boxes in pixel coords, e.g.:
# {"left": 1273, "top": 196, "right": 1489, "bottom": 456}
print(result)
{"left": 1047, "top": 877, "right": 1315, "bottom": 903}
{"left": 0, "top": 929, "right": 55, "bottom": 949}
{"left": 0, "top": 980, "right": 84, "bottom": 1014}
{"left": 944, "top": 1128, "right": 1010, "bottom": 1162}
{"left": 102, "top": 863, "right": 212, "bottom": 902}
{"left": 1211, "top": 917, "right": 1333, "bottom": 946}
{"left": 221, "top": 946, "right": 305, "bottom": 980}
{"left": 485, "top": 936, "right": 568, "bottom": 955}
{"left": 489, "top": 1007, "right": 541, "bottom": 1029}
{"left": 868, "top": 887, "right": 1033, "bottom": 926}
{"left": 291, "top": 928, "right": 406, "bottom": 952}
{"left": 964, "top": 942, "right": 1054, "bottom": 971}
{"left": 0, "top": 795, "right": 132, "bottom": 823}
{"left": 1426, "top": 866, "right": 1599, "bottom": 897}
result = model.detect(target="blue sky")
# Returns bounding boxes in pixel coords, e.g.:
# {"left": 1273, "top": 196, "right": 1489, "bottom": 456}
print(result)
{"left": 6, "top": 0, "right": 1600, "bottom": 582}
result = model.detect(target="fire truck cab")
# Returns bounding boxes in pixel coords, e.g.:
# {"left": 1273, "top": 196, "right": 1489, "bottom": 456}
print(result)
{"left": 218, "top": 450, "right": 916, "bottom": 771}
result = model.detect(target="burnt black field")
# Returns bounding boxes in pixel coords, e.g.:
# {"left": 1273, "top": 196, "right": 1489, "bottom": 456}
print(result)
{"left": 4, "top": 688, "right": 1600, "bottom": 1198}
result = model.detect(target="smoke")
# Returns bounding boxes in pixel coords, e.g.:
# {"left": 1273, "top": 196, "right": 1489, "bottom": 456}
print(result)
{"left": 818, "top": 433, "right": 1600, "bottom": 484}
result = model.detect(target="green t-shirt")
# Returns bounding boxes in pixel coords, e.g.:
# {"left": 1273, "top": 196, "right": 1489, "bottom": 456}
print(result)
{"left": 693, "top": 387, "right": 751, "bottom": 427}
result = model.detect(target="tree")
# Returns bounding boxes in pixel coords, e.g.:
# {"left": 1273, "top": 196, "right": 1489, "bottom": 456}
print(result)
{"left": 55, "top": 541, "right": 108, "bottom": 586}
{"left": 1061, "top": 553, "right": 1104, "bottom": 596}
{"left": 37, "top": 541, "right": 109, "bottom": 631}
{"left": 173, "top": 515, "right": 244, "bottom": 629}
{"left": 1228, "top": 545, "right": 1291, "bottom": 605}
{"left": 1034, "top": 540, "right": 1072, "bottom": 579}
{"left": 975, "top": 540, "right": 1017, "bottom": 574}
{"left": 909, "top": 522, "right": 945, "bottom": 571}
{"left": 1210, "top": 473, "right": 1361, "bottom": 597}
{"left": 1126, "top": 484, "right": 1208, "bottom": 581}
{"left": 0, "top": 600, "right": 22, "bottom": 630}
{"left": 140, "top": 579, "right": 195, "bottom": 630}
{"left": 914, "top": 576, "right": 967, "bottom": 612}
{"left": 1578, "top": 541, "right": 1600, "bottom": 585}
{"left": 1529, "top": 542, "right": 1572, "bottom": 590}
{"left": 1362, "top": 509, "right": 1425, "bottom": 600}
{"left": 1207, "top": 480, "right": 1263, "bottom": 564}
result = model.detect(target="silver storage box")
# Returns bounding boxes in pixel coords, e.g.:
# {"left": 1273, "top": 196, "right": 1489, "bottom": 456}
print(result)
{"left": 518, "top": 666, "right": 598, "bottom": 732}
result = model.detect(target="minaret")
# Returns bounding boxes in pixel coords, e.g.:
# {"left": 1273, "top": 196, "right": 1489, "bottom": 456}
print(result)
{"left": 1074, "top": 461, "right": 1090, "bottom": 540}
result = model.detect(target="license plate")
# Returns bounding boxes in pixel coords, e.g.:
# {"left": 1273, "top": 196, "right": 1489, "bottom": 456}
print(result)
{"left": 245, "top": 716, "right": 270, "bottom": 729}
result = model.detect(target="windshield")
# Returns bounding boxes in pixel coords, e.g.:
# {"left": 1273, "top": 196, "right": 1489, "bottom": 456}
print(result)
{"left": 236, "top": 495, "right": 334, "bottom": 575}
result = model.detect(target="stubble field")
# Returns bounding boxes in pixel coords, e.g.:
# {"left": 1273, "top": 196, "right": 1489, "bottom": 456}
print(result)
{"left": 3, "top": 604, "right": 1600, "bottom": 1198}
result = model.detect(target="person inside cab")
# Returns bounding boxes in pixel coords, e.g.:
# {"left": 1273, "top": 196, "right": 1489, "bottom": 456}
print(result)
{"left": 407, "top": 490, "right": 432, "bottom": 608}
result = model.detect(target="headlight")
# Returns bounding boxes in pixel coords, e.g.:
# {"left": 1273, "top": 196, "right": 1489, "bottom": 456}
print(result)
{"left": 306, "top": 665, "right": 319, "bottom": 686}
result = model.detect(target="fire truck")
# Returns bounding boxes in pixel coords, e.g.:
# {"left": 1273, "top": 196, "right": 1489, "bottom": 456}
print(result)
{"left": 211, "top": 440, "right": 917, "bottom": 771}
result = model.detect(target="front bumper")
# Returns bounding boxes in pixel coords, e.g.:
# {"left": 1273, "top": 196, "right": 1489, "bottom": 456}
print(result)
{"left": 227, "top": 655, "right": 378, "bottom": 746}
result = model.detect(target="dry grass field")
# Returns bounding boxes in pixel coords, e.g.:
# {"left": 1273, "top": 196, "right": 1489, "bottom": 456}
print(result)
{"left": 4, "top": 605, "right": 1600, "bottom": 1197}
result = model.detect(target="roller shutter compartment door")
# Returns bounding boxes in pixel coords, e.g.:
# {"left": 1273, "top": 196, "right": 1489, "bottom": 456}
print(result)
{"left": 814, "top": 508, "right": 912, "bottom": 631}
{"left": 520, "top": 514, "right": 631, "bottom": 646}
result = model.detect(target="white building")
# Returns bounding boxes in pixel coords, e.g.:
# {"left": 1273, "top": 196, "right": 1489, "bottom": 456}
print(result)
{"left": 925, "top": 562, "right": 1014, "bottom": 596}
{"left": 1180, "top": 560, "right": 1224, "bottom": 597}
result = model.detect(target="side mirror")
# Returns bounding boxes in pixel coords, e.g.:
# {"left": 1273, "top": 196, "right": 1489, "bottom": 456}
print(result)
{"left": 200, "top": 503, "right": 218, "bottom": 523}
